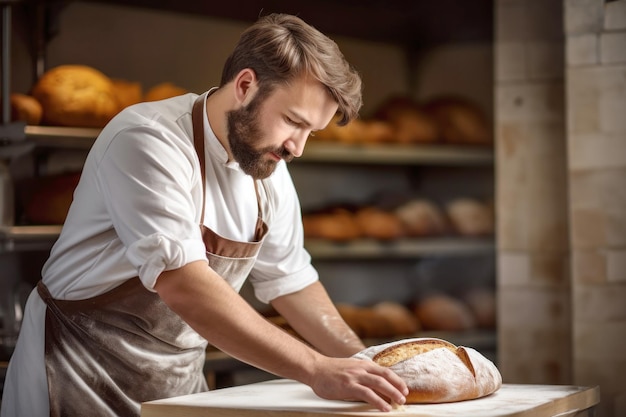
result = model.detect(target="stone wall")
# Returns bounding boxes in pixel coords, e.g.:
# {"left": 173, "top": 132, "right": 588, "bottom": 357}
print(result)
{"left": 495, "top": 0, "right": 571, "bottom": 385}
{"left": 565, "top": 1, "right": 626, "bottom": 416}
{"left": 496, "top": 1, "right": 626, "bottom": 416}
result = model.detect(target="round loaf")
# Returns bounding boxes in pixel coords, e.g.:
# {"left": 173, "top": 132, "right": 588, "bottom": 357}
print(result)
{"left": 446, "top": 198, "right": 494, "bottom": 236}
{"left": 394, "top": 199, "right": 449, "bottom": 237}
{"left": 354, "top": 337, "right": 502, "bottom": 403}
{"left": 143, "top": 82, "right": 188, "bottom": 102}
{"left": 32, "top": 65, "right": 120, "bottom": 128}
{"left": 422, "top": 96, "right": 491, "bottom": 145}
{"left": 302, "top": 209, "right": 361, "bottom": 242}
{"left": 111, "top": 78, "right": 143, "bottom": 109}
{"left": 372, "top": 96, "right": 439, "bottom": 144}
{"left": 10, "top": 93, "right": 43, "bottom": 125}
{"left": 354, "top": 206, "right": 404, "bottom": 240}
{"left": 414, "top": 293, "right": 476, "bottom": 331}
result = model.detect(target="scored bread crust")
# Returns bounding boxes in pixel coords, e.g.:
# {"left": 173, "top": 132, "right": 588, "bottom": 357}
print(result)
{"left": 354, "top": 337, "right": 502, "bottom": 404}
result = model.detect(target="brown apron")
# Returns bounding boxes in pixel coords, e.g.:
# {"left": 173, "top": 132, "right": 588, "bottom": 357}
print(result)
{"left": 37, "top": 93, "right": 269, "bottom": 417}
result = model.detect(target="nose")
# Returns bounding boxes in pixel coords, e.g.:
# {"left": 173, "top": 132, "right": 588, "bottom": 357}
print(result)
{"left": 284, "top": 131, "right": 309, "bottom": 158}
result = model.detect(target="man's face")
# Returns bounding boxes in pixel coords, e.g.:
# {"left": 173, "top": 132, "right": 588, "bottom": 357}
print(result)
{"left": 226, "top": 90, "right": 293, "bottom": 180}
{"left": 225, "top": 74, "right": 339, "bottom": 180}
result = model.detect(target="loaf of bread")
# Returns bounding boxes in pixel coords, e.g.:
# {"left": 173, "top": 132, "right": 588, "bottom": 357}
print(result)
{"left": 111, "top": 78, "right": 143, "bottom": 109}
{"left": 302, "top": 209, "right": 361, "bottom": 242}
{"left": 22, "top": 172, "right": 81, "bottom": 224}
{"left": 10, "top": 93, "right": 43, "bottom": 125}
{"left": 446, "top": 198, "right": 494, "bottom": 236}
{"left": 463, "top": 288, "right": 497, "bottom": 329}
{"left": 422, "top": 96, "right": 492, "bottom": 146}
{"left": 336, "top": 302, "right": 420, "bottom": 339}
{"left": 143, "top": 82, "right": 188, "bottom": 102}
{"left": 32, "top": 65, "right": 121, "bottom": 128}
{"left": 354, "top": 337, "right": 501, "bottom": 403}
{"left": 394, "top": 199, "right": 449, "bottom": 237}
{"left": 354, "top": 206, "right": 404, "bottom": 240}
{"left": 372, "top": 96, "right": 439, "bottom": 144}
{"left": 414, "top": 293, "right": 476, "bottom": 332}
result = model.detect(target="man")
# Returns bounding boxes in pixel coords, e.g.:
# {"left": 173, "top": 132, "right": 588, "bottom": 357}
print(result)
{"left": 1, "top": 13, "right": 408, "bottom": 416}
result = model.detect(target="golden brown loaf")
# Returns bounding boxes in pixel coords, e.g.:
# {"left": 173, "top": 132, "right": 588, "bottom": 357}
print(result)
{"left": 111, "top": 78, "right": 143, "bottom": 109}
{"left": 336, "top": 302, "right": 420, "bottom": 339}
{"left": 354, "top": 206, "right": 404, "bottom": 240}
{"left": 372, "top": 96, "right": 439, "bottom": 144}
{"left": 143, "top": 82, "right": 188, "bottom": 102}
{"left": 414, "top": 293, "right": 476, "bottom": 332}
{"left": 302, "top": 209, "right": 361, "bottom": 242}
{"left": 10, "top": 93, "right": 43, "bottom": 125}
{"left": 422, "top": 96, "right": 492, "bottom": 145}
{"left": 32, "top": 65, "right": 121, "bottom": 128}
{"left": 354, "top": 337, "right": 502, "bottom": 403}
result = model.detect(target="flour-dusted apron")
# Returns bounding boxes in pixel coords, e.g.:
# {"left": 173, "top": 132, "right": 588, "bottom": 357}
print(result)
{"left": 37, "top": 94, "right": 269, "bottom": 417}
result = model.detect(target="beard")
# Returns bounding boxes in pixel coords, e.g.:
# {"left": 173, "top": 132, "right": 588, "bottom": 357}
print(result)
{"left": 226, "top": 93, "right": 293, "bottom": 179}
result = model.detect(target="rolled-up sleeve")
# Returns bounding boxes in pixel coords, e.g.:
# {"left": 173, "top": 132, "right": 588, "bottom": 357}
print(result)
{"left": 95, "top": 122, "right": 207, "bottom": 289}
{"left": 249, "top": 164, "right": 319, "bottom": 303}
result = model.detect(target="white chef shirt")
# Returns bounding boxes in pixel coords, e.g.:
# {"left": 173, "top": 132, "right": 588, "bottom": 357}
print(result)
{"left": 0, "top": 91, "right": 318, "bottom": 417}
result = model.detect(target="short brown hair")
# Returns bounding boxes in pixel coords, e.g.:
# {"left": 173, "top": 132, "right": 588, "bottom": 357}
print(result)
{"left": 220, "top": 13, "right": 362, "bottom": 125}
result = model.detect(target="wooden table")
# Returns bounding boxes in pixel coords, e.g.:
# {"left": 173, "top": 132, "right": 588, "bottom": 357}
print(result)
{"left": 141, "top": 379, "right": 600, "bottom": 417}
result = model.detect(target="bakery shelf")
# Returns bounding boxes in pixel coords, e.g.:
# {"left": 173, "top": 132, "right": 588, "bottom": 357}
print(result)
{"left": 300, "top": 141, "right": 494, "bottom": 166}
{"left": 23, "top": 126, "right": 494, "bottom": 165}
{"left": 0, "top": 225, "right": 62, "bottom": 253}
{"left": 304, "top": 237, "right": 494, "bottom": 260}
{"left": 25, "top": 125, "right": 99, "bottom": 149}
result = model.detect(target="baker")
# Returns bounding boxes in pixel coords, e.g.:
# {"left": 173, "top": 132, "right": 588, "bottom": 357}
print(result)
{"left": 0, "top": 13, "right": 408, "bottom": 417}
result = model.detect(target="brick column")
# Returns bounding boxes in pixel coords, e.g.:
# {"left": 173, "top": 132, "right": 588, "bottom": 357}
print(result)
{"left": 494, "top": 0, "right": 572, "bottom": 384}
{"left": 565, "top": 1, "right": 626, "bottom": 416}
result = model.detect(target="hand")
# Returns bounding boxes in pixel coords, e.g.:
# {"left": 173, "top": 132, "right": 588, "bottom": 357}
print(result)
{"left": 308, "top": 357, "right": 408, "bottom": 412}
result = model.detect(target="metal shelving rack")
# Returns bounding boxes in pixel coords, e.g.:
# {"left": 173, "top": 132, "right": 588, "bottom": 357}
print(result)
{"left": 6, "top": 126, "right": 496, "bottom": 260}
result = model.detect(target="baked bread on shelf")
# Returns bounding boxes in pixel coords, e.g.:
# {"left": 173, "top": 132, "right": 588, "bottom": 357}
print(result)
{"left": 445, "top": 197, "right": 495, "bottom": 236}
{"left": 354, "top": 337, "right": 502, "bottom": 403}
{"left": 9, "top": 93, "right": 43, "bottom": 125}
{"left": 372, "top": 96, "right": 440, "bottom": 144}
{"left": 32, "top": 65, "right": 121, "bottom": 128}
{"left": 143, "top": 82, "right": 188, "bottom": 102}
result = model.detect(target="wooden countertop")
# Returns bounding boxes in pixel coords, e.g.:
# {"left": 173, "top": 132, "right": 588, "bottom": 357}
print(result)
{"left": 141, "top": 379, "right": 600, "bottom": 417}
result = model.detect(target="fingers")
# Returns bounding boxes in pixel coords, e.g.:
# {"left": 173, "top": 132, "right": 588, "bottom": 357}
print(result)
{"left": 312, "top": 358, "right": 408, "bottom": 412}
{"left": 358, "top": 365, "right": 408, "bottom": 410}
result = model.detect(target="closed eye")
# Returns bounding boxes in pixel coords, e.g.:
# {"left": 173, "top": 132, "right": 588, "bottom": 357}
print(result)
{"left": 285, "top": 116, "right": 301, "bottom": 126}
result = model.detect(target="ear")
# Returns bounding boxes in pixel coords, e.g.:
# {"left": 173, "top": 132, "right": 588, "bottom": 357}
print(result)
{"left": 233, "top": 68, "right": 258, "bottom": 107}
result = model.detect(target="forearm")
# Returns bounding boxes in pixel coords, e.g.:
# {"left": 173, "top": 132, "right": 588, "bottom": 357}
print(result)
{"left": 155, "top": 261, "right": 408, "bottom": 411}
{"left": 271, "top": 281, "right": 365, "bottom": 357}
{"left": 154, "top": 260, "right": 322, "bottom": 385}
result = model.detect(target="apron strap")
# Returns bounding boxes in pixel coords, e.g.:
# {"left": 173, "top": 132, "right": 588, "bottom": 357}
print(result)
{"left": 192, "top": 92, "right": 267, "bottom": 238}
{"left": 192, "top": 95, "right": 207, "bottom": 225}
